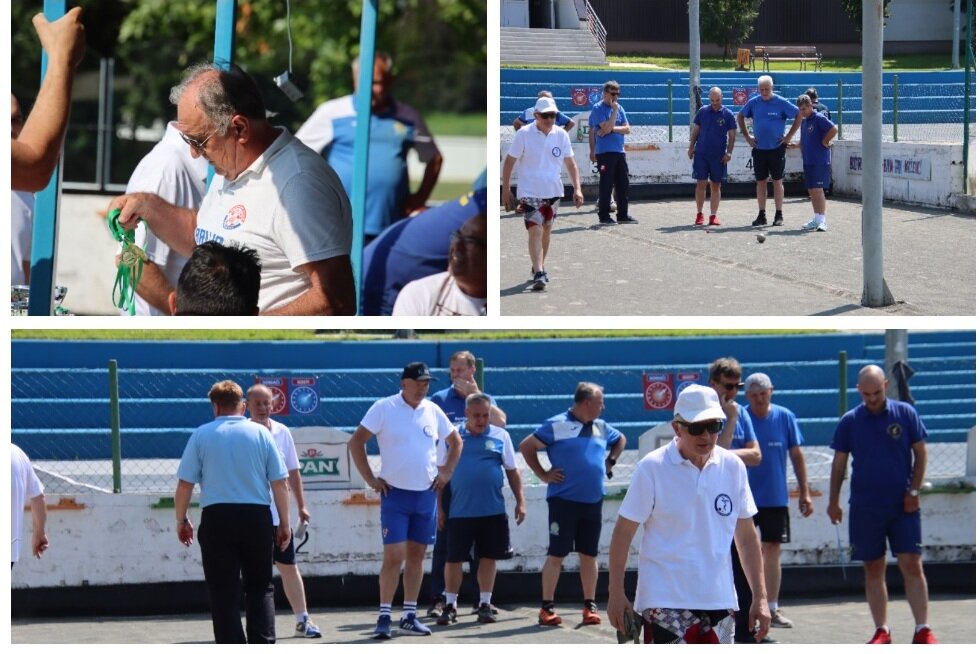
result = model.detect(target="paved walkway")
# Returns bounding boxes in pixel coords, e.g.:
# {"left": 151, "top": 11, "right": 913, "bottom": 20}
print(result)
{"left": 11, "top": 594, "right": 974, "bottom": 644}
{"left": 500, "top": 195, "right": 975, "bottom": 316}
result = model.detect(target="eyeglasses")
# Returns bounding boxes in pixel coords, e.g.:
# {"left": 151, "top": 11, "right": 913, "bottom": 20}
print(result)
{"left": 678, "top": 421, "right": 724, "bottom": 436}
{"left": 538, "top": 112, "right": 557, "bottom": 119}
{"left": 718, "top": 382, "right": 744, "bottom": 391}
{"left": 607, "top": 91, "right": 620, "bottom": 96}
{"left": 451, "top": 229, "right": 485, "bottom": 248}
{"left": 179, "top": 129, "right": 216, "bottom": 154}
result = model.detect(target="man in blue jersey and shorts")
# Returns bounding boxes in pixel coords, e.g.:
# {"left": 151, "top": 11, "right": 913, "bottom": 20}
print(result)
{"left": 737, "top": 75, "right": 802, "bottom": 228}
{"left": 795, "top": 94, "right": 837, "bottom": 232}
{"left": 435, "top": 393, "right": 526, "bottom": 627}
{"left": 828, "top": 365, "right": 938, "bottom": 644}
{"left": 350, "top": 362, "right": 463, "bottom": 639}
{"left": 589, "top": 81, "right": 637, "bottom": 225}
{"left": 297, "top": 52, "right": 442, "bottom": 244}
{"left": 513, "top": 90, "right": 576, "bottom": 133}
{"left": 688, "top": 86, "right": 737, "bottom": 227}
{"left": 519, "top": 382, "right": 626, "bottom": 627}
{"left": 744, "top": 372, "right": 814, "bottom": 630}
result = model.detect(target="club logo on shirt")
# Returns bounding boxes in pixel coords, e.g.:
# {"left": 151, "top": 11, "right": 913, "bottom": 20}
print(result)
{"left": 714, "top": 493, "right": 733, "bottom": 516}
{"left": 484, "top": 439, "right": 495, "bottom": 451}
{"left": 888, "top": 423, "right": 903, "bottom": 439}
{"left": 423, "top": 425, "right": 436, "bottom": 438}
{"left": 550, "top": 521, "right": 561, "bottom": 536}
{"left": 222, "top": 204, "right": 247, "bottom": 230}
{"left": 552, "top": 146, "right": 562, "bottom": 158}
{"left": 716, "top": 117, "right": 726, "bottom": 127}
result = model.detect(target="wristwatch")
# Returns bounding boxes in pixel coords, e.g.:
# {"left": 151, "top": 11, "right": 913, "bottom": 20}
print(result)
{"left": 606, "top": 456, "right": 617, "bottom": 466}
{"left": 908, "top": 489, "right": 920, "bottom": 497}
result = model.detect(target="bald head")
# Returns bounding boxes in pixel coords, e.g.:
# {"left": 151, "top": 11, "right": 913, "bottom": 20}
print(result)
{"left": 709, "top": 86, "right": 723, "bottom": 110}
{"left": 857, "top": 365, "right": 888, "bottom": 413}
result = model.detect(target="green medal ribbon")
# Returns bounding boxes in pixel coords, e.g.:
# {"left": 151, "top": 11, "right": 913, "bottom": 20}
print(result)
{"left": 106, "top": 208, "right": 147, "bottom": 316}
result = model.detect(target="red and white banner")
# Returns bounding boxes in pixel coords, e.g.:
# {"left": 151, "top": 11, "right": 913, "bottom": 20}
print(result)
{"left": 642, "top": 372, "right": 675, "bottom": 411}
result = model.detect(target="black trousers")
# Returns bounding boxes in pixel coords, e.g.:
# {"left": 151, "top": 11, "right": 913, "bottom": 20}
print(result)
{"left": 596, "top": 151, "right": 630, "bottom": 220}
{"left": 731, "top": 541, "right": 754, "bottom": 642}
{"left": 199, "top": 504, "right": 276, "bottom": 644}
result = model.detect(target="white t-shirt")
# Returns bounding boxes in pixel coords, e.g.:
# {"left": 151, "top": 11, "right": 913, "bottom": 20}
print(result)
{"left": 506, "top": 123, "right": 574, "bottom": 199}
{"left": 194, "top": 128, "right": 353, "bottom": 313}
{"left": 11, "top": 191, "right": 34, "bottom": 286}
{"left": 11, "top": 444, "right": 44, "bottom": 564}
{"left": 124, "top": 122, "right": 208, "bottom": 316}
{"left": 392, "top": 271, "right": 486, "bottom": 316}
{"left": 264, "top": 418, "right": 300, "bottom": 527}
{"left": 618, "top": 439, "right": 756, "bottom": 612}
{"left": 359, "top": 393, "right": 455, "bottom": 491}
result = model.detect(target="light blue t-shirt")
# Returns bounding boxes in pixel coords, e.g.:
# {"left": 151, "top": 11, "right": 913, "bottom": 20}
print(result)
{"left": 747, "top": 403, "right": 804, "bottom": 507}
{"left": 726, "top": 404, "right": 759, "bottom": 450}
{"left": 449, "top": 424, "right": 516, "bottom": 518}
{"left": 589, "top": 101, "right": 628, "bottom": 154}
{"left": 831, "top": 399, "right": 926, "bottom": 508}
{"left": 533, "top": 410, "right": 624, "bottom": 503}
{"left": 177, "top": 415, "right": 288, "bottom": 508}
{"left": 740, "top": 94, "right": 799, "bottom": 150}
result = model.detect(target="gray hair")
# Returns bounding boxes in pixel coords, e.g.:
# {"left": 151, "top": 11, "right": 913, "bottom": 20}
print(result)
{"left": 352, "top": 51, "right": 394, "bottom": 75}
{"left": 169, "top": 62, "right": 267, "bottom": 136}
{"left": 465, "top": 392, "right": 493, "bottom": 408}
{"left": 757, "top": 75, "right": 774, "bottom": 88}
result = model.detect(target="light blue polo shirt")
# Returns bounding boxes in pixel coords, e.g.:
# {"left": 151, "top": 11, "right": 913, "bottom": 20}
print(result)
{"left": 533, "top": 410, "right": 624, "bottom": 503}
{"left": 747, "top": 403, "right": 804, "bottom": 507}
{"left": 589, "top": 101, "right": 628, "bottom": 154}
{"left": 449, "top": 424, "right": 517, "bottom": 518}
{"left": 177, "top": 415, "right": 288, "bottom": 507}
{"left": 726, "top": 404, "right": 759, "bottom": 450}
{"left": 739, "top": 94, "right": 799, "bottom": 150}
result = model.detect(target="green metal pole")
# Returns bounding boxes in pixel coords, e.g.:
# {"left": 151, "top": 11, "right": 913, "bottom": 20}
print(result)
{"left": 893, "top": 74, "right": 899, "bottom": 142}
{"left": 667, "top": 79, "right": 673, "bottom": 143}
{"left": 838, "top": 351, "right": 848, "bottom": 417}
{"left": 837, "top": 78, "right": 844, "bottom": 139}
{"left": 109, "top": 359, "right": 122, "bottom": 493}
{"left": 965, "top": 0, "right": 974, "bottom": 194}
{"left": 476, "top": 357, "right": 485, "bottom": 391}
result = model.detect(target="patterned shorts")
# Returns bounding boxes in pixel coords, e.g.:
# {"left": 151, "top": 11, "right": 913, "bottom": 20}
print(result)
{"left": 642, "top": 608, "right": 736, "bottom": 644}
{"left": 518, "top": 197, "right": 560, "bottom": 228}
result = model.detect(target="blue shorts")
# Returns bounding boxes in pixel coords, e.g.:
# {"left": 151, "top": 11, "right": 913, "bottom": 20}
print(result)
{"left": 380, "top": 487, "right": 438, "bottom": 545}
{"left": 803, "top": 164, "right": 831, "bottom": 189}
{"left": 546, "top": 497, "right": 603, "bottom": 557}
{"left": 692, "top": 151, "right": 728, "bottom": 183}
{"left": 849, "top": 503, "right": 922, "bottom": 561}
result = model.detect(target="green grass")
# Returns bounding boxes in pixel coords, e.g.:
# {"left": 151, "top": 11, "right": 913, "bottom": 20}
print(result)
{"left": 430, "top": 181, "right": 475, "bottom": 203}
{"left": 506, "top": 53, "right": 960, "bottom": 72}
{"left": 426, "top": 112, "right": 486, "bottom": 137}
{"left": 13, "top": 329, "right": 830, "bottom": 341}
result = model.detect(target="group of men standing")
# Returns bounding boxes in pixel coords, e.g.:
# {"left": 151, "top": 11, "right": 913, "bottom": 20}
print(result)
{"left": 166, "top": 354, "right": 938, "bottom": 644}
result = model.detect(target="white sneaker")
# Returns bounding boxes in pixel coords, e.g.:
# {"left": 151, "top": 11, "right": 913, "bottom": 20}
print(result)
{"left": 770, "top": 608, "right": 794, "bottom": 628}
{"left": 802, "top": 217, "right": 820, "bottom": 231}
{"left": 816, "top": 221, "right": 827, "bottom": 232}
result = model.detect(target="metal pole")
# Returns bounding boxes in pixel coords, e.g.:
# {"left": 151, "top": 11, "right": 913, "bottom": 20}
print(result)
{"left": 27, "top": 0, "right": 68, "bottom": 316}
{"left": 838, "top": 351, "right": 848, "bottom": 417}
{"left": 964, "top": 0, "right": 973, "bottom": 194}
{"left": 688, "top": 0, "right": 701, "bottom": 125}
{"left": 884, "top": 330, "right": 908, "bottom": 400}
{"left": 476, "top": 357, "right": 485, "bottom": 391}
{"left": 953, "top": 0, "right": 961, "bottom": 69}
{"left": 351, "top": 0, "right": 380, "bottom": 315}
{"left": 209, "top": 0, "right": 237, "bottom": 189}
{"left": 892, "top": 74, "right": 898, "bottom": 142}
{"left": 861, "top": 0, "right": 892, "bottom": 307}
{"left": 668, "top": 79, "right": 673, "bottom": 142}
{"left": 109, "top": 359, "right": 122, "bottom": 493}
{"left": 837, "top": 78, "right": 844, "bottom": 139}
{"left": 101, "top": 58, "right": 116, "bottom": 190}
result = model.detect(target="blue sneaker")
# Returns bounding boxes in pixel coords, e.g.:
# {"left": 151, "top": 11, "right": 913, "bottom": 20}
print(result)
{"left": 399, "top": 614, "right": 432, "bottom": 636}
{"left": 296, "top": 618, "right": 322, "bottom": 638}
{"left": 373, "top": 614, "right": 392, "bottom": 640}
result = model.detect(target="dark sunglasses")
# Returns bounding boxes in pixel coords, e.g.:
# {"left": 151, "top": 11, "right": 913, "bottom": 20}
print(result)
{"left": 538, "top": 112, "right": 557, "bottom": 119}
{"left": 679, "top": 421, "right": 724, "bottom": 436}
{"left": 719, "top": 382, "right": 744, "bottom": 391}
{"left": 607, "top": 90, "right": 620, "bottom": 96}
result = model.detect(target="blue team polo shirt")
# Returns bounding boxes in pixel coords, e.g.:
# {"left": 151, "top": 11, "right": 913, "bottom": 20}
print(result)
{"left": 739, "top": 94, "right": 799, "bottom": 150}
{"left": 693, "top": 105, "right": 737, "bottom": 157}
{"left": 746, "top": 403, "right": 804, "bottom": 507}
{"left": 177, "top": 415, "right": 288, "bottom": 508}
{"left": 831, "top": 399, "right": 927, "bottom": 508}
{"left": 533, "top": 410, "right": 624, "bottom": 503}
{"left": 725, "top": 404, "right": 759, "bottom": 450}
{"left": 449, "top": 424, "right": 515, "bottom": 518}
{"left": 588, "top": 101, "right": 628, "bottom": 155}
{"left": 800, "top": 113, "right": 835, "bottom": 166}
{"left": 430, "top": 385, "right": 499, "bottom": 425}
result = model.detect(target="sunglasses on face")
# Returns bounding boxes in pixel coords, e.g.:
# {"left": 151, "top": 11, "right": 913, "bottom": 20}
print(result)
{"left": 718, "top": 381, "right": 743, "bottom": 391}
{"left": 607, "top": 90, "right": 620, "bottom": 96}
{"left": 538, "top": 112, "right": 557, "bottom": 119}
{"left": 679, "top": 421, "right": 724, "bottom": 436}
{"left": 179, "top": 129, "right": 216, "bottom": 154}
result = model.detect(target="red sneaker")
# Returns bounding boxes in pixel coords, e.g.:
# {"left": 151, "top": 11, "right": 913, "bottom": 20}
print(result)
{"left": 867, "top": 628, "right": 892, "bottom": 644}
{"left": 912, "top": 627, "right": 938, "bottom": 644}
{"left": 538, "top": 607, "right": 562, "bottom": 626}
{"left": 582, "top": 604, "right": 602, "bottom": 625}
{"left": 694, "top": 213, "right": 705, "bottom": 226}
{"left": 708, "top": 215, "right": 721, "bottom": 226}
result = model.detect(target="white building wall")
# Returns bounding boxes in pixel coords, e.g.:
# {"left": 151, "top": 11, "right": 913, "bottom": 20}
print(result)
{"left": 884, "top": 0, "right": 957, "bottom": 42}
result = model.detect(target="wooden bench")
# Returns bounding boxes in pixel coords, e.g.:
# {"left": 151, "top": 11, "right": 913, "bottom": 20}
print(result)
{"left": 752, "top": 45, "right": 823, "bottom": 72}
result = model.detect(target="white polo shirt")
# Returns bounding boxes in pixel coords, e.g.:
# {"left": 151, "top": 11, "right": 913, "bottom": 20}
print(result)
{"left": 11, "top": 191, "right": 34, "bottom": 286}
{"left": 265, "top": 418, "right": 301, "bottom": 526}
{"left": 619, "top": 438, "right": 756, "bottom": 611}
{"left": 392, "top": 271, "right": 486, "bottom": 316}
{"left": 125, "top": 122, "right": 208, "bottom": 316}
{"left": 194, "top": 128, "right": 353, "bottom": 313}
{"left": 11, "top": 444, "right": 45, "bottom": 564}
{"left": 506, "top": 123, "right": 574, "bottom": 199}
{"left": 359, "top": 392, "right": 455, "bottom": 491}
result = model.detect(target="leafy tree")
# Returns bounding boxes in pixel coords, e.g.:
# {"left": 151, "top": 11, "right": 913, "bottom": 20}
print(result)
{"left": 700, "top": 0, "right": 763, "bottom": 61}
{"left": 839, "top": 0, "right": 892, "bottom": 33}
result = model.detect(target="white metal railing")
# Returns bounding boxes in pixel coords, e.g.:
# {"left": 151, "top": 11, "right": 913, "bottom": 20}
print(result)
{"left": 584, "top": 0, "right": 607, "bottom": 54}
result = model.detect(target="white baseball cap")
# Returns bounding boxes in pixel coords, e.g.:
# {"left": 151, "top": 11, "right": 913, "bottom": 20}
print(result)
{"left": 673, "top": 384, "right": 725, "bottom": 423}
{"left": 534, "top": 96, "right": 559, "bottom": 114}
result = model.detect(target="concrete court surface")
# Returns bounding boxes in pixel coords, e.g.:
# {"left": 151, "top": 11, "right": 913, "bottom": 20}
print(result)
{"left": 499, "top": 195, "right": 976, "bottom": 316}
{"left": 10, "top": 594, "right": 975, "bottom": 644}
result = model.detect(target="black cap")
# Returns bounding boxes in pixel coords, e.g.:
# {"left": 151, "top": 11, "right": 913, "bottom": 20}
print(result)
{"left": 401, "top": 362, "right": 434, "bottom": 381}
